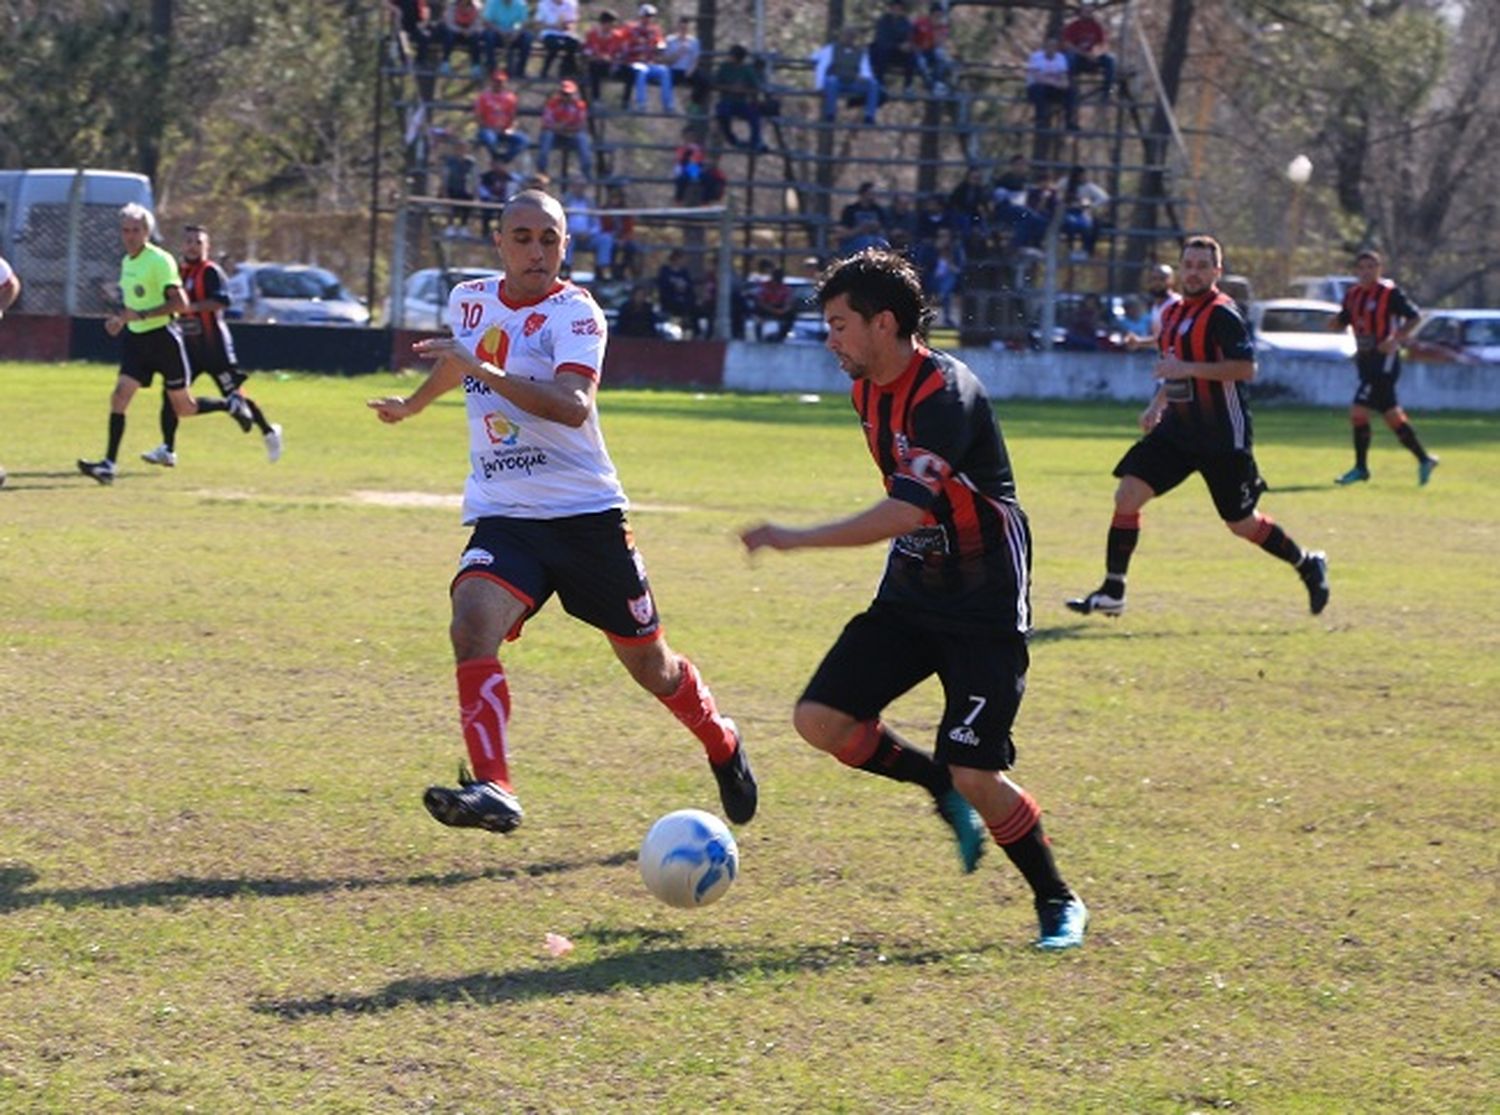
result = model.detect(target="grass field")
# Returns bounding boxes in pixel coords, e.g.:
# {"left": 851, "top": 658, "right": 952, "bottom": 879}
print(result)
{"left": 1, "top": 361, "right": 1495, "bottom": 1113}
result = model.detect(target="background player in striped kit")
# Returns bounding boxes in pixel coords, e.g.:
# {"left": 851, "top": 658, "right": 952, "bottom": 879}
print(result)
{"left": 1330, "top": 249, "right": 1438, "bottom": 486}
{"left": 366, "top": 190, "right": 756, "bottom": 836}
{"left": 741, "top": 249, "right": 1087, "bottom": 951}
{"left": 1066, "top": 235, "right": 1330, "bottom": 618}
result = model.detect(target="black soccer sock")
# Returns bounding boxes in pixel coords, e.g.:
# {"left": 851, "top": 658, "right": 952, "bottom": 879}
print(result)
{"left": 193, "top": 396, "right": 229, "bottom": 414}
{"left": 246, "top": 397, "right": 272, "bottom": 435}
{"left": 160, "top": 392, "right": 180, "bottom": 452}
{"left": 834, "top": 721, "right": 952, "bottom": 797}
{"left": 106, "top": 412, "right": 125, "bottom": 462}
{"left": 1104, "top": 511, "right": 1140, "bottom": 597}
{"left": 989, "top": 792, "right": 1071, "bottom": 903}
{"left": 1353, "top": 422, "right": 1372, "bottom": 470}
{"left": 1252, "top": 517, "right": 1304, "bottom": 567}
{"left": 1394, "top": 421, "right": 1429, "bottom": 462}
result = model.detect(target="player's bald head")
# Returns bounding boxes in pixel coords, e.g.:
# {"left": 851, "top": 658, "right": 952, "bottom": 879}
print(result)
{"left": 501, "top": 189, "right": 566, "bottom": 231}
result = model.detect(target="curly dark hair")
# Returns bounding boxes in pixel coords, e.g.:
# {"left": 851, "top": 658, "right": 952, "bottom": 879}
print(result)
{"left": 815, "top": 248, "right": 932, "bottom": 339}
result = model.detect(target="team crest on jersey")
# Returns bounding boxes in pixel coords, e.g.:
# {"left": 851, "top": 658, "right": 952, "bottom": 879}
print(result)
{"left": 133, "top": 284, "right": 145, "bottom": 297}
{"left": 628, "top": 590, "right": 655, "bottom": 625}
{"left": 523, "top": 312, "right": 547, "bottom": 337}
{"left": 484, "top": 413, "right": 521, "bottom": 446}
{"left": 458, "top": 547, "right": 495, "bottom": 570}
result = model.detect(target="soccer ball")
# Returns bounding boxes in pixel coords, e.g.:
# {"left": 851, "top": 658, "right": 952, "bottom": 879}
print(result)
{"left": 638, "top": 808, "right": 738, "bottom": 909}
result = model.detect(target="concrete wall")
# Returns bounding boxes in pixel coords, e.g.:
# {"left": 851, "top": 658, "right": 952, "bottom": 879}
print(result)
{"left": 723, "top": 343, "right": 1500, "bottom": 411}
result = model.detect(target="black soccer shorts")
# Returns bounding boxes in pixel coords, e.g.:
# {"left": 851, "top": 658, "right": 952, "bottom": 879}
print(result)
{"left": 800, "top": 602, "right": 1028, "bottom": 771}
{"left": 120, "top": 326, "right": 192, "bottom": 390}
{"left": 1115, "top": 431, "right": 1265, "bottom": 523}
{"left": 451, "top": 508, "right": 661, "bottom": 643}
{"left": 1353, "top": 351, "right": 1401, "bottom": 412}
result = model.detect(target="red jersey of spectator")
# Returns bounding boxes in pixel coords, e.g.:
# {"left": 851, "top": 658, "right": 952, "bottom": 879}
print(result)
{"left": 542, "top": 87, "right": 590, "bottom": 133}
{"left": 619, "top": 19, "right": 664, "bottom": 64}
{"left": 475, "top": 84, "right": 519, "bottom": 131}
{"left": 911, "top": 12, "right": 949, "bottom": 51}
{"left": 584, "top": 24, "right": 626, "bottom": 61}
{"left": 1061, "top": 15, "right": 1107, "bottom": 55}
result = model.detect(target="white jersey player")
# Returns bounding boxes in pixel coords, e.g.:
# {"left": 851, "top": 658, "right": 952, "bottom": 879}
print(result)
{"left": 367, "top": 189, "right": 757, "bottom": 835}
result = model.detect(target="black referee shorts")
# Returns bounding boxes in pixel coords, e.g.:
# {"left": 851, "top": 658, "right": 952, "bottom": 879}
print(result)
{"left": 120, "top": 325, "right": 192, "bottom": 390}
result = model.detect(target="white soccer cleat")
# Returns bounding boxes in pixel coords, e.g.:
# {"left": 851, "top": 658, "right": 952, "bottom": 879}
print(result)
{"left": 264, "top": 423, "right": 283, "bottom": 463}
{"left": 140, "top": 444, "right": 177, "bottom": 468}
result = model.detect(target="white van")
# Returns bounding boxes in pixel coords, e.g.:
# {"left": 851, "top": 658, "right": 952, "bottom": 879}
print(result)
{"left": 0, "top": 168, "right": 155, "bottom": 315}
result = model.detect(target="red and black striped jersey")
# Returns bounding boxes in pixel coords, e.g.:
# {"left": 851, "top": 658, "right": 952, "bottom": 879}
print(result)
{"left": 1337, "top": 279, "right": 1419, "bottom": 348}
{"left": 852, "top": 347, "right": 1031, "bottom": 635}
{"left": 177, "top": 258, "right": 235, "bottom": 354}
{"left": 1156, "top": 287, "right": 1256, "bottom": 451}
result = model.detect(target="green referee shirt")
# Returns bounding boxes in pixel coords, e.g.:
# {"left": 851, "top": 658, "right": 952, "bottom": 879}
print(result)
{"left": 119, "top": 241, "right": 180, "bottom": 334}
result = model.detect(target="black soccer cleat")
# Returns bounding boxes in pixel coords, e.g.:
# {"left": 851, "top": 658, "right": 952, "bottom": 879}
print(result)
{"left": 1065, "top": 588, "right": 1125, "bottom": 617}
{"left": 77, "top": 458, "right": 116, "bottom": 485}
{"left": 423, "top": 773, "right": 523, "bottom": 834}
{"left": 1299, "top": 550, "right": 1330, "bottom": 616}
{"left": 710, "top": 720, "right": 758, "bottom": 824}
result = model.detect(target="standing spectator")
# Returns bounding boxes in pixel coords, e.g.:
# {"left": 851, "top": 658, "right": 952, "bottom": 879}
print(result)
{"left": 1330, "top": 249, "right": 1438, "bottom": 486}
{"left": 840, "top": 181, "right": 888, "bottom": 235}
{"left": 438, "top": 0, "right": 487, "bottom": 78}
{"left": 1065, "top": 235, "right": 1330, "bottom": 618}
{"left": 77, "top": 204, "right": 242, "bottom": 485}
{"left": 365, "top": 190, "right": 758, "bottom": 837}
{"left": 656, "top": 248, "right": 699, "bottom": 336}
{"left": 714, "top": 44, "right": 767, "bottom": 151}
{"left": 622, "top": 4, "right": 674, "bottom": 112}
{"left": 1061, "top": 5, "right": 1116, "bottom": 107}
{"left": 387, "top": 0, "right": 435, "bottom": 70}
{"left": 535, "top": 0, "right": 582, "bottom": 78}
{"left": 738, "top": 249, "right": 1089, "bottom": 951}
{"left": 149, "top": 224, "right": 283, "bottom": 468}
{"left": 481, "top": 0, "right": 533, "bottom": 78}
{"left": 661, "top": 16, "right": 708, "bottom": 110}
{"left": 869, "top": 0, "right": 916, "bottom": 93}
{"left": 537, "top": 79, "right": 595, "bottom": 181}
{"left": 474, "top": 70, "right": 529, "bottom": 162}
{"left": 615, "top": 282, "right": 663, "bottom": 338}
{"left": 910, "top": 2, "right": 955, "bottom": 93}
{"left": 1123, "top": 262, "right": 1180, "bottom": 350}
{"left": 751, "top": 267, "right": 798, "bottom": 342}
{"left": 1025, "top": 36, "right": 1073, "bottom": 150}
{"left": 812, "top": 27, "right": 881, "bottom": 126}
{"left": 582, "top": 9, "right": 627, "bottom": 104}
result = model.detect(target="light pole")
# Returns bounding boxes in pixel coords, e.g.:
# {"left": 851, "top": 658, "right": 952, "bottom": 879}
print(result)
{"left": 1283, "top": 155, "right": 1312, "bottom": 292}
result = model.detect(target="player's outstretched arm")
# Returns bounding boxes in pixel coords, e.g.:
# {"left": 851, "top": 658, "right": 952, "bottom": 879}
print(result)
{"left": 741, "top": 497, "right": 926, "bottom": 553}
{"left": 412, "top": 336, "right": 596, "bottom": 427}
{"left": 367, "top": 353, "right": 465, "bottom": 423}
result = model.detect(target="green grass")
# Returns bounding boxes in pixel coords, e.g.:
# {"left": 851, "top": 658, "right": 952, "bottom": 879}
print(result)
{"left": 1, "top": 361, "right": 1496, "bottom": 1113}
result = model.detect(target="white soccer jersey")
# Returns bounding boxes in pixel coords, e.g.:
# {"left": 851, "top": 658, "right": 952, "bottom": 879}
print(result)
{"left": 445, "top": 276, "right": 627, "bottom": 521}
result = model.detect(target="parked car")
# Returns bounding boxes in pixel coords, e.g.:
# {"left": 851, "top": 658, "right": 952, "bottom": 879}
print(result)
{"left": 1404, "top": 308, "right": 1500, "bottom": 364}
{"left": 225, "top": 262, "right": 370, "bottom": 326}
{"left": 1289, "top": 274, "right": 1358, "bottom": 305}
{"left": 1249, "top": 298, "right": 1355, "bottom": 359}
{"left": 384, "top": 266, "right": 502, "bottom": 330}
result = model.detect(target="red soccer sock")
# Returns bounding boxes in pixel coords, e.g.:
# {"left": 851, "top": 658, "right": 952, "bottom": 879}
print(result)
{"left": 657, "top": 656, "right": 737, "bottom": 764}
{"left": 456, "top": 657, "right": 512, "bottom": 789}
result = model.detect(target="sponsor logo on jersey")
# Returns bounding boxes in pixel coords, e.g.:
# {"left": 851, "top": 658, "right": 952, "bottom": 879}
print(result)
{"left": 456, "top": 278, "right": 489, "bottom": 292}
{"left": 484, "top": 413, "right": 521, "bottom": 446}
{"left": 458, "top": 547, "right": 495, "bottom": 570}
{"left": 628, "top": 591, "right": 655, "bottom": 625}
{"left": 477, "top": 325, "right": 509, "bottom": 365}
{"left": 523, "top": 312, "right": 547, "bottom": 337}
{"left": 571, "top": 317, "right": 600, "bottom": 335}
{"left": 479, "top": 450, "right": 548, "bottom": 478}
{"left": 947, "top": 725, "right": 981, "bottom": 746}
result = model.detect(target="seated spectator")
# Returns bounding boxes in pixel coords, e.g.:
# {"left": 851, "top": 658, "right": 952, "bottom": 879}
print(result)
{"left": 583, "top": 11, "right": 626, "bottom": 104}
{"left": 945, "top": 166, "right": 992, "bottom": 253}
{"left": 672, "top": 131, "right": 708, "bottom": 203}
{"left": 914, "top": 192, "right": 949, "bottom": 243}
{"left": 1025, "top": 36, "right": 1073, "bottom": 134}
{"left": 622, "top": 4, "right": 675, "bottom": 112}
{"left": 1061, "top": 165, "right": 1107, "bottom": 258}
{"left": 910, "top": 2, "right": 955, "bottom": 93}
{"left": 439, "top": 134, "right": 480, "bottom": 229}
{"left": 535, "top": 0, "right": 582, "bottom": 79}
{"left": 561, "top": 178, "right": 600, "bottom": 266}
{"left": 812, "top": 27, "right": 880, "bottom": 125}
{"left": 1119, "top": 295, "right": 1153, "bottom": 341}
{"left": 596, "top": 183, "right": 642, "bottom": 280}
{"left": 656, "top": 248, "right": 699, "bottom": 336}
{"left": 661, "top": 16, "right": 709, "bottom": 110}
{"left": 1060, "top": 293, "right": 1105, "bottom": 351}
{"left": 474, "top": 71, "right": 529, "bottom": 163}
{"left": 840, "top": 181, "right": 888, "bottom": 235}
{"left": 991, "top": 153, "right": 1030, "bottom": 209}
{"left": 885, "top": 191, "right": 919, "bottom": 242}
{"left": 751, "top": 267, "right": 798, "bottom": 342}
{"left": 839, "top": 217, "right": 889, "bottom": 256}
{"left": 476, "top": 154, "right": 520, "bottom": 235}
{"left": 698, "top": 154, "right": 727, "bottom": 204}
{"left": 481, "top": 0, "right": 533, "bottom": 78}
{"left": 1061, "top": 6, "right": 1116, "bottom": 108}
{"left": 536, "top": 79, "right": 594, "bottom": 181}
{"left": 714, "top": 44, "right": 767, "bottom": 151}
{"left": 387, "top": 0, "right": 435, "bottom": 70}
{"left": 869, "top": 0, "right": 916, "bottom": 93}
{"left": 913, "top": 227, "right": 964, "bottom": 327}
{"left": 615, "top": 282, "right": 663, "bottom": 337}
{"left": 438, "top": 0, "right": 487, "bottom": 78}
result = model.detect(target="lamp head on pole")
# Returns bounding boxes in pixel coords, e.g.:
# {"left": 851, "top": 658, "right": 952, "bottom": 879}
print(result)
{"left": 1287, "top": 155, "right": 1313, "bottom": 186}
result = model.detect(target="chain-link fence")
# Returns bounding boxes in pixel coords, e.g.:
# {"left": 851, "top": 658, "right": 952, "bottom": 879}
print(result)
{"left": 0, "top": 175, "right": 144, "bottom": 317}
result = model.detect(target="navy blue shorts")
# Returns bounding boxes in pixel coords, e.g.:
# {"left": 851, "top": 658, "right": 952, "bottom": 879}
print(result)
{"left": 1115, "top": 431, "right": 1265, "bottom": 522}
{"left": 800, "top": 602, "right": 1027, "bottom": 771}
{"left": 452, "top": 509, "right": 661, "bottom": 643}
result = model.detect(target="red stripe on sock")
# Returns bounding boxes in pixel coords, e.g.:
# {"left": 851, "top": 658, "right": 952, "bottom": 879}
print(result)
{"left": 456, "top": 657, "right": 512, "bottom": 789}
{"left": 1110, "top": 511, "right": 1141, "bottom": 529}
{"left": 1248, "top": 513, "right": 1275, "bottom": 545}
{"left": 987, "top": 791, "right": 1041, "bottom": 846}
{"left": 657, "top": 656, "right": 735, "bottom": 764}
{"left": 833, "top": 721, "right": 882, "bottom": 768}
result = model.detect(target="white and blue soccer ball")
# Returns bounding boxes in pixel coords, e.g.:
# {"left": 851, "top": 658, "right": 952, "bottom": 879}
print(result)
{"left": 638, "top": 808, "right": 738, "bottom": 909}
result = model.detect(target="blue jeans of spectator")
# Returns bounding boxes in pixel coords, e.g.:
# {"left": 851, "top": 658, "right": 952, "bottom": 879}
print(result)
{"left": 822, "top": 76, "right": 879, "bottom": 122}
{"left": 716, "top": 99, "right": 763, "bottom": 147}
{"left": 1068, "top": 51, "right": 1116, "bottom": 99}
{"left": 1062, "top": 208, "right": 1098, "bottom": 255}
{"left": 631, "top": 63, "right": 674, "bottom": 111}
{"left": 477, "top": 127, "right": 530, "bottom": 163}
{"left": 1027, "top": 83, "right": 1074, "bottom": 132}
{"left": 537, "top": 130, "right": 593, "bottom": 180}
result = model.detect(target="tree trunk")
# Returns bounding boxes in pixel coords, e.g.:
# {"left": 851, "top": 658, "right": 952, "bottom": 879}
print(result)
{"left": 138, "top": 0, "right": 174, "bottom": 184}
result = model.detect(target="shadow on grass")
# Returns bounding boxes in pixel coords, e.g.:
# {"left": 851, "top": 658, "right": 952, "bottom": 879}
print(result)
{"left": 256, "top": 937, "right": 967, "bottom": 1018}
{"left": 0, "top": 853, "right": 635, "bottom": 914}
{"left": 1031, "top": 621, "right": 1309, "bottom": 643}
{"left": 0, "top": 469, "right": 126, "bottom": 492}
